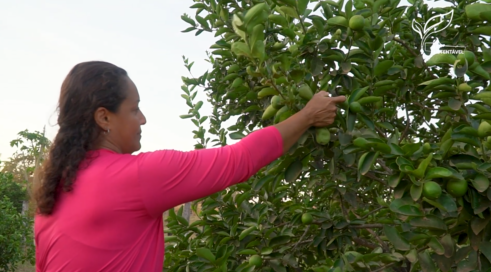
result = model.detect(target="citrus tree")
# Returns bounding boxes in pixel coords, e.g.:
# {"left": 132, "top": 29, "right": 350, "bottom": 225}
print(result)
{"left": 164, "top": 0, "right": 491, "bottom": 271}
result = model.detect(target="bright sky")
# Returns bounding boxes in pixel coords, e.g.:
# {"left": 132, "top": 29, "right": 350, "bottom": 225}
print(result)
{"left": 0, "top": 0, "right": 451, "bottom": 161}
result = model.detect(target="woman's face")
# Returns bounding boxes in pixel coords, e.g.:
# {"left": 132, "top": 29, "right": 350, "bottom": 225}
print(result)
{"left": 94, "top": 76, "right": 147, "bottom": 154}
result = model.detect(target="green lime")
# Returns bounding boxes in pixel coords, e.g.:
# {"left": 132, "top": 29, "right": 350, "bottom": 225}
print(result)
{"left": 315, "top": 128, "right": 331, "bottom": 145}
{"left": 301, "top": 213, "right": 313, "bottom": 224}
{"left": 446, "top": 179, "right": 468, "bottom": 197}
{"left": 249, "top": 255, "right": 263, "bottom": 266}
{"left": 349, "top": 101, "right": 363, "bottom": 113}
{"left": 349, "top": 15, "right": 365, "bottom": 30}
{"left": 423, "top": 181, "right": 442, "bottom": 200}
{"left": 271, "top": 95, "right": 283, "bottom": 109}
{"left": 423, "top": 143, "right": 431, "bottom": 153}
{"left": 457, "top": 51, "right": 475, "bottom": 66}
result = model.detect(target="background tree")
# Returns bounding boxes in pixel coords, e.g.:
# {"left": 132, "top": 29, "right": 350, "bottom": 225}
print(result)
{"left": 164, "top": 0, "right": 491, "bottom": 271}
{"left": 1, "top": 128, "right": 50, "bottom": 216}
{"left": 0, "top": 129, "right": 49, "bottom": 271}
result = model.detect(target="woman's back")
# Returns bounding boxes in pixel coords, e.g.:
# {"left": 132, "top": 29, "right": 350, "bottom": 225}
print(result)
{"left": 35, "top": 149, "right": 164, "bottom": 271}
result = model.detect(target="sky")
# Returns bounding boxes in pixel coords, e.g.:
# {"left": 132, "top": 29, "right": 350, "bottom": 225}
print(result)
{"left": 0, "top": 0, "right": 452, "bottom": 161}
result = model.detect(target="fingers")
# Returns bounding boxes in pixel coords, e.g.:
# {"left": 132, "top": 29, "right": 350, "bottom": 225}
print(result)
{"left": 314, "top": 91, "right": 346, "bottom": 103}
{"left": 329, "top": 95, "right": 347, "bottom": 103}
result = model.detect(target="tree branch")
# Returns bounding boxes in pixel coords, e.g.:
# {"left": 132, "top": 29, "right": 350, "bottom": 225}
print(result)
{"left": 393, "top": 37, "right": 437, "bottom": 79}
{"left": 399, "top": 103, "right": 411, "bottom": 144}
{"left": 366, "top": 228, "right": 390, "bottom": 253}
{"left": 352, "top": 237, "right": 378, "bottom": 249}
{"left": 360, "top": 207, "right": 385, "bottom": 220}
{"left": 364, "top": 171, "right": 387, "bottom": 185}
{"left": 376, "top": 159, "right": 393, "bottom": 175}
{"left": 348, "top": 224, "right": 384, "bottom": 229}
{"left": 373, "top": 263, "right": 397, "bottom": 272}
{"left": 269, "top": 79, "right": 288, "bottom": 101}
{"left": 340, "top": 165, "right": 388, "bottom": 185}
{"left": 293, "top": 226, "right": 310, "bottom": 250}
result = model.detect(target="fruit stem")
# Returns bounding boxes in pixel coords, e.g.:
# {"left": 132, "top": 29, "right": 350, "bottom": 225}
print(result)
{"left": 294, "top": 6, "right": 307, "bottom": 35}
{"left": 269, "top": 78, "right": 288, "bottom": 101}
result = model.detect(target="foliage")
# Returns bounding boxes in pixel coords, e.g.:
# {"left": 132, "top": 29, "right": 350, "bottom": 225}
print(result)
{"left": 0, "top": 172, "right": 26, "bottom": 213}
{"left": 0, "top": 186, "right": 35, "bottom": 271}
{"left": 0, "top": 129, "right": 47, "bottom": 271}
{"left": 165, "top": 0, "right": 491, "bottom": 271}
{"left": 1, "top": 128, "right": 51, "bottom": 183}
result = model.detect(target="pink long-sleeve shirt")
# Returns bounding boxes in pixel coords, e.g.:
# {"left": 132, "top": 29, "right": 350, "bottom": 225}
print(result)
{"left": 34, "top": 126, "right": 284, "bottom": 272}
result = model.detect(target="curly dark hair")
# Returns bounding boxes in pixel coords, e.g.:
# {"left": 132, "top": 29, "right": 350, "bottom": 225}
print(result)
{"left": 34, "top": 61, "right": 128, "bottom": 215}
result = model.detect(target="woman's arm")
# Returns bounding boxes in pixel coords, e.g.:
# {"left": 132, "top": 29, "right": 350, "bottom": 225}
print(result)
{"left": 136, "top": 126, "right": 283, "bottom": 217}
{"left": 136, "top": 91, "right": 345, "bottom": 217}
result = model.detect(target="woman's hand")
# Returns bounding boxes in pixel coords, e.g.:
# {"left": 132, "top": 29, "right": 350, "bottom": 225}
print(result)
{"left": 273, "top": 91, "right": 346, "bottom": 153}
{"left": 300, "top": 91, "right": 346, "bottom": 127}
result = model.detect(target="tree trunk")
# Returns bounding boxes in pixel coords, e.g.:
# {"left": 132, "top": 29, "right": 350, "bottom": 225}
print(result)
{"left": 183, "top": 202, "right": 192, "bottom": 222}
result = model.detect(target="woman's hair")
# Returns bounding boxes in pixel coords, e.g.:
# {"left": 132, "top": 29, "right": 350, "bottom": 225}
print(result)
{"left": 34, "top": 61, "right": 128, "bottom": 215}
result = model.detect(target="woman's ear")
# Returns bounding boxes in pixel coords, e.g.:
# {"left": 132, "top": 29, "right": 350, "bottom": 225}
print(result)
{"left": 93, "top": 107, "right": 110, "bottom": 130}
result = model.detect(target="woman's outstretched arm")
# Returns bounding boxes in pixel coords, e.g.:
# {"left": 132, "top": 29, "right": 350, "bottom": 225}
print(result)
{"left": 136, "top": 91, "right": 345, "bottom": 217}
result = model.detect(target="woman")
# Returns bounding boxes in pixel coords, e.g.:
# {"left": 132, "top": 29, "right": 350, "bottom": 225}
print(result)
{"left": 33, "top": 61, "right": 346, "bottom": 271}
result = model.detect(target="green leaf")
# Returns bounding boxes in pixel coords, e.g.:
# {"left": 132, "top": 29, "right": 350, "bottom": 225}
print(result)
{"left": 410, "top": 215, "right": 447, "bottom": 231}
{"left": 470, "top": 26, "right": 491, "bottom": 35}
{"left": 269, "top": 235, "right": 291, "bottom": 247}
{"left": 410, "top": 184, "right": 422, "bottom": 201}
{"left": 451, "top": 133, "right": 480, "bottom": 146}
{"left": 480, "top": 241, "right": 491, "bottom": 264}
{"left": 428, "top": 237, "right": 445, "bottom": 255}
{"left": 426, "top": 54, "right": 456, "bottom": 66}
{"left": 472, "top": 174, "right": 490, "bottom": 193}
{"left": 418, "top": 250, "right": 437, "bottom": 272}
{"left": 470, "top": 64, "right": 491, "bottom": 80}
{"left": 239, "top": 226, "right": 257, "bottom": 241}
{"left": 190, "top": 3, "right": 208, "bottom": 9}
{"left": 181, "top": 14, "right": 196, "bottom": 26}
{"left": 261, "top": 247, "right": 273, "bottom": 255}
{"left": 440, "top": 234, "right": 455, "bottom": 258}
{"left": 423, "top": 197, "right": 447, "bottom": 212}
{"left": 182, "top": 26, "right": 197, "bottom": 33}
{"left": 279, "top": 6, "right": 299, "bottom": 19}
{"left": 297, "top": 0, "right": 309, "bottom": 15}
{"left": 231, "top": 42, "right": 251, "bottom": 57}
{"left": 253, "top": 175, "right": 274, "bottom": 191}
{"left": 176, "top": 215, "right": 189, "bottom": 226}
{"left": 358, "top": 151, "right": 379, "bottom": 175}
{"left": 448, "top": 97, "right": 462, "bottom": 111}
{"left": 383, "top": 225, "right": 410, "bottom": 251}
{"left": 394, "top": 204, "right": 423, "bottom": 216}
{"left": 285, "top": 160, "right": 303, "bottom": 183}
{"left": 327, "top": 16, "right": 348, "bottom": 27}
{"left": 196, "top": 15, "right": 210, "bottom": 29}
{"left": 374, "top": 60, "right": 394, "bottom": 76}
{"left": 436, "top": 193, "right": 457, "bottom": 213}
{"left": 471, "top": 216, "right": 490, "bottom": 235}
{"left": 196, "top": 247, "right": 216, "bottom": 262}
{"left": 229, "top": 132, "right": 245, "bottom": 140}
{"left": 237, "top": 249, "right": 257, "bottom": 255}
{"left": 388, "top": 173, "right": 403, "bottom": 188}
{"left": 310, "top": 56, "right": 324, "bottom": 76}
